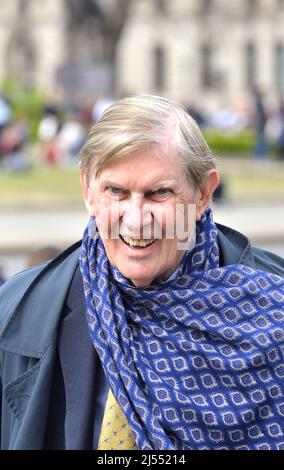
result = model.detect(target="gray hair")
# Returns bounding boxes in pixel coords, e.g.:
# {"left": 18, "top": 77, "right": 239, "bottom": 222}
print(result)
{"left": 80, "top": 94, "right": 215, "bottom": 189}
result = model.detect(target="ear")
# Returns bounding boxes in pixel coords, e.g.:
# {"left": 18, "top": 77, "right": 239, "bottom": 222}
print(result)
{"left": 80, "top": 168, "right": 94, "bottom": 214}
{"left": 196, "top": 169, "right": 219, "bottom": 221}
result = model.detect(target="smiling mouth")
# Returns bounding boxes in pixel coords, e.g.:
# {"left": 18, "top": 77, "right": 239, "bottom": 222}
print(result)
{"left": 119, "top": 235, "right": 157, "bottom": 248}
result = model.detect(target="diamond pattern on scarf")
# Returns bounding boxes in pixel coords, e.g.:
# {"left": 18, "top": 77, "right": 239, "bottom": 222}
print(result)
{"left": 80, "top": 209, "right": 284, "bottom": 450}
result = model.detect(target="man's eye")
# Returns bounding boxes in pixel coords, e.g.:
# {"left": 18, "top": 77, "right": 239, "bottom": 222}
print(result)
{"left": 107, "top": 186, "right": 125, "bottom": 198}
{"left": 109, "top": 187, "right": 122, "bottom": 194}
{"left": 152, "top": 188, "right": 171, "bottom": 197}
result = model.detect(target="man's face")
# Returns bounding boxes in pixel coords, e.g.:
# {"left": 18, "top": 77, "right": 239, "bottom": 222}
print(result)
{"left": 82, "top": 148, "right": 199, "bottom": 288}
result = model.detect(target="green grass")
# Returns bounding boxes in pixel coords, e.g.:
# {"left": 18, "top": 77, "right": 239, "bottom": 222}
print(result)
{"left": 204, "top": 130, "right": 255, "bottom": 154}
{"left": 218, "top": 158, "right": 284, "bottom": 202}
{"left": 0, "top": 167, "right": 82, "bottom": 206}
{"left": 0, "top": 159, "right": 284, "bottom": 206}
{"left": 222, "top": 172, "right": 284, "bottom": 201}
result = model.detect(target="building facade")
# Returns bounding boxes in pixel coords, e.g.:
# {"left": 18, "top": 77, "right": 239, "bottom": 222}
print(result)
{"left": 0, "top": 0, "right": 284, "bottom": 110}
{"left": 0, "top": 0, "right": 66, "bottom": 91}
{"left": 0, "top": 0, "right": 119, "bottom": 101}
{"left": 116, "top": 0, "right": 284, "bottom": 110}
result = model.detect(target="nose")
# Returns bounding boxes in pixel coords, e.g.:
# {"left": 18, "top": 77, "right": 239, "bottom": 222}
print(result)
{"left": 122, "top": 196, "right": 152, "bottom": 236}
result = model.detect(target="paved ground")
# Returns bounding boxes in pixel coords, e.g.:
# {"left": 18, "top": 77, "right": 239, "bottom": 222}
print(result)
{"left": 213, "top": 201, "right": 284, "bottom": 243}
{"left": 0, "top": 202, "right": 283, "bottom": 278}
{"left": 0, "top": 206, "right": 89, "bottom": 252}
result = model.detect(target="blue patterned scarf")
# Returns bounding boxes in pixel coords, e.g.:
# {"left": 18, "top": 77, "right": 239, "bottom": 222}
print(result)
{"left": 80, "top": 209, "right": 284, "bottom": 450}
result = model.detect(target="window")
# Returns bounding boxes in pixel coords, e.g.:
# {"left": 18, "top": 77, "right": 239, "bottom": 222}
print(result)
{"left": 201, "top": 0, "right": 213, "bottom": 15}
{"left": 19, "top": 0, "right": 29, "bottom": 15}
{"left": 275, "top": 43, "right": 284, "bottom": 93}
{"left": 6, "top": 34, "right": 36, "bottom": 87}
{"left": 156, "top": 0, "right": 167, "bottom": 13}
{"left": 246, "top": 0, "right": 258, "bottom": 18}
{"left": 153, "top": 47, "right": 165, "bottom": 90}
{"left": 245, "top": 41, "right": 256, "bottom": 91}
{"left": 201, "top": 45, "right": 213, "bottom": 89}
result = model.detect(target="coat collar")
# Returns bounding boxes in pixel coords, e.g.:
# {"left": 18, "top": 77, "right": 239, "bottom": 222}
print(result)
{"left": 216, "top": 222, "right": 256, "bottom": 268}
{"left": 64, "top": 264, "right": 85, "bottom": 312}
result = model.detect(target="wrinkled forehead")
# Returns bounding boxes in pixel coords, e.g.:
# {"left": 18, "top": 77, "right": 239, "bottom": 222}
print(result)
{"left": 91, "top": 138, "right": 183, "bottom": 179}
{"left": 88, "top": 148, "right": 190, "bottom": 199}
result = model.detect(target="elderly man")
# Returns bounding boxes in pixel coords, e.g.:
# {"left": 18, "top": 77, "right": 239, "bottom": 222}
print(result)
{"left": 0, "top": 95, "right": 284, "bottom": 450}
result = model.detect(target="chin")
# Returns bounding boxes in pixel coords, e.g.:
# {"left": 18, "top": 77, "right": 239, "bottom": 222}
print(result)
{"left": 121, "top": 269, "right": 156, "bottom": 288}
{"left": 126, "top": 274, "right": 153, "bottom": 288}
{"left": 130, "top": 278, "right": 153, "bottom": 288}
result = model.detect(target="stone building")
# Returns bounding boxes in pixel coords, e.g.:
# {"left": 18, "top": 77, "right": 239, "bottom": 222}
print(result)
{"left": 0, "top": 0, "right": 127, "bottom": 101}
{"left": 116, "top": 0, "right": 284, "bottom": 110}
{"left": 0, "top": 0, "right": 284, "bottom": 110}
{"left": 0, "top": 0, "right": 66, "bottom": 92}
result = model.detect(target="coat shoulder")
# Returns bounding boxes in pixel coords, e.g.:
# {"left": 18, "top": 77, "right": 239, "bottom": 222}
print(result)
{"left": 251, "top": 246, "right": 284, "bottom": 277}
{"left": 0, "top": 241, "right": 81, "bottom": 339}
{"left": 217, "top": 223, "right": 284, "bottom": 276}
{"left": 0, "top": 264, "right": 48, "bottom": 336}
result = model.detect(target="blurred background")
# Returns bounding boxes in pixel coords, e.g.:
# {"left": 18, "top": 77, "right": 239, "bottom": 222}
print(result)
{"left": 0, "top": 0, "right": 284, "bottom": 284}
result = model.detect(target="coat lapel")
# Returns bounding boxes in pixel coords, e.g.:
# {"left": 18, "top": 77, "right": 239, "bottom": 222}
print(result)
{"left": 3, "top": 341, "right": 57, "bottom": 449}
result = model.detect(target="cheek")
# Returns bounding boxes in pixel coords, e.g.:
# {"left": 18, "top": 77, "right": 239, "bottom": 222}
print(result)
{"left": 95, "top": 199, "right": 121, "bottom": 239}
{"left": 152, "top": 203, "right": 193, "bottom": 241}
{"left": 151, "top": 204, "right": 177, "bottom": 239}
{"left": 84, "top": 186, "right": 102, "bottom": 216}
{"left": 176, "top": 203, "right": 196, "bottom": 234}
{"left": 102, "top": 237, "right": 118, "bottom": 259}
{"left": 155, "top": 204, "right": 196, "bottom": 252}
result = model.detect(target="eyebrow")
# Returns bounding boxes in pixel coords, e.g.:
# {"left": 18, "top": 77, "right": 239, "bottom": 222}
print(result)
{"left": 151, "top": 180, "right": 178, "bottom": 191}
{"left": 99, "top": 179, "right": 178, "bottom": 191}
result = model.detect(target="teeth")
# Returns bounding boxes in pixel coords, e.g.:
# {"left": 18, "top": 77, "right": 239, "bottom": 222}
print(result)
{"left": 122, "top": 236, "right": 156, "bottom": 247}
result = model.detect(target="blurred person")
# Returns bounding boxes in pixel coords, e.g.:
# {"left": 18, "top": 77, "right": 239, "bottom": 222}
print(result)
{"left": 0, "top": 267, "right": 5, "bottom": 288}
{"left": 38, "top": 109, "right": 61, "bottom": 166}
{"left": 38, "top": 114, "right": 59, "bottom": 143}
{"left": 209, "top": 107, "right": 248, "bottom": 133}
{"left": 57, "top": 113, "right": 86, "bottom": 166}
{"left": 275, "top": 101, "right": 284, "bottom": 161}
{"left": 252, "top": 88, "right": 268, "bottom": 159}
{"left": 0, "top": 94, "right": 11, "bottom": 134}
{"left": 212, "top": 179, "right": 226, "bottom": 202}
{"left": 0, "top": 95, "right": 284, "bottom": 450}
{"left": 265, "top": 108, "right": 283, "bottom": 146}
{"left": 92, "top": 95, "right": 115, "bottom": 122}
{"left": 265, "top": 101, "right": 284, "bottom": 160}
{"left": 185, "top": 103, "right": 205, "bottom": 128}
{"left": 26, "top": 246, "right": 61, "bottom": 268}
{"left": 0, "top": 120, "right": 29, "bottom": 172}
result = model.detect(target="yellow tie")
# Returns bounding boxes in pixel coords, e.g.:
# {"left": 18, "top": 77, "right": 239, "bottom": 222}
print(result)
{"left": 97, "top": 389, "right": 137, "bottom": 450}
